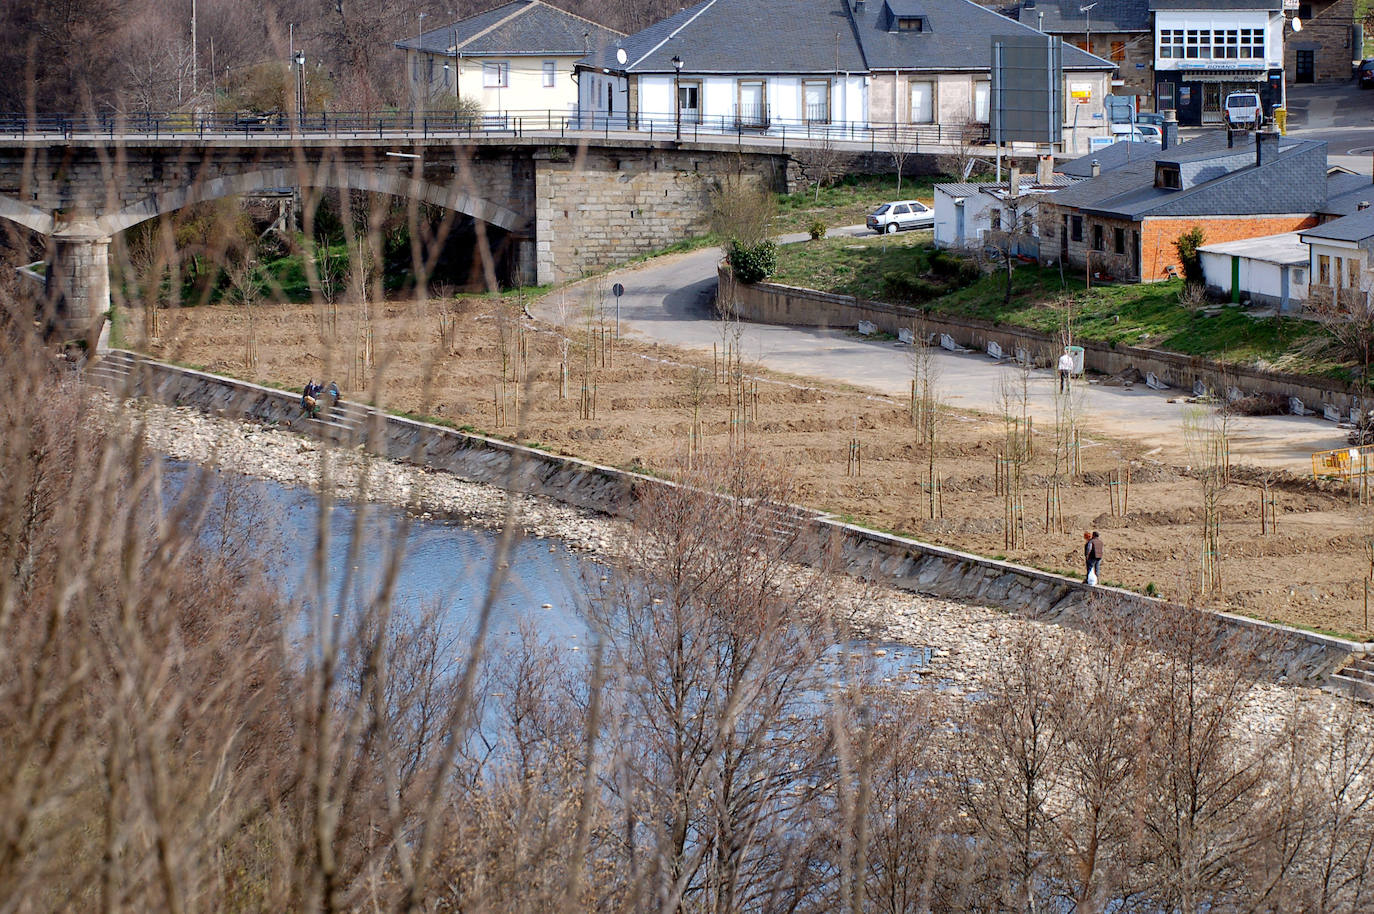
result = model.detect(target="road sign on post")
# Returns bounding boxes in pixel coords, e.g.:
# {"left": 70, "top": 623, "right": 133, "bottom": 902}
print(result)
{"left": 612, "top": 282, "right": 624, "bottom": 336}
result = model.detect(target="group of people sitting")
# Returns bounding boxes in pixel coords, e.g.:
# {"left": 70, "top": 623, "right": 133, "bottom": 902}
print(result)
{"left": 301, "top": 379, "right": 340, "bottom": 418}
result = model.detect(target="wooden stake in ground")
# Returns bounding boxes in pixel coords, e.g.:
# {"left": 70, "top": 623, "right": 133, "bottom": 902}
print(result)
{"left": 1259, "top": 482, "right": 1278, "bottom": 535}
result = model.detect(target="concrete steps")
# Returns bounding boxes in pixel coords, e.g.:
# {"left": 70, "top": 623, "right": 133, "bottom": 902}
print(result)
{"left": 304, "top": 397, "right": 369, "bottom": 444}
{"left": 83, "top": 350, "right": 138, "bottom": 393}
{"left": 1330, "top": 655, "right": 1374, "bottom": 702}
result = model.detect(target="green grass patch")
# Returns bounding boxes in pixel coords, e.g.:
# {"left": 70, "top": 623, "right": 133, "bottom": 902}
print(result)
{"left": 773, "top": 174, "right": 951, "bottom": 234}
{"left": 772, "top": 238, "right": 1349, "bottom": 378}
{"left": 769, "top": 231, "right": 938, "bottom": 301}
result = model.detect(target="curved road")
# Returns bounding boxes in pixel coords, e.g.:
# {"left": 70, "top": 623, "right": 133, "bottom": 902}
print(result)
{"left": 533, "top": 230, "right": 1348, "bottom": 473}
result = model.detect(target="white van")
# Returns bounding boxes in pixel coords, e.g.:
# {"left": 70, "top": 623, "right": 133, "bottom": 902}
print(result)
{"left": 1223, "top": 92, "right": 1263, "bottom": 129}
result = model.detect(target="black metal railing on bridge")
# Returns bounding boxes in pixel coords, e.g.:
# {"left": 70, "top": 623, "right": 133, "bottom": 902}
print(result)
{"left": 0, "top": 108, "right": 992, "bottom": 151}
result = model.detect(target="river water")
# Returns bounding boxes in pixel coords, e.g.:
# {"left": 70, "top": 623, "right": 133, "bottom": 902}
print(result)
{"left": 166, "top": 460, "right": 937, "bottom": 684}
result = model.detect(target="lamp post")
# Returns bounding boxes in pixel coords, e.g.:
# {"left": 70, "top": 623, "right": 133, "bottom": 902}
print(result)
{"left": 672, "top": 55, "right": 684, "bottom": 142}
{"left": 418, "top": 11, "right": 427, "bottom": 118}
{"left": 295, "top": 52, "right": 306, "bottom": 120}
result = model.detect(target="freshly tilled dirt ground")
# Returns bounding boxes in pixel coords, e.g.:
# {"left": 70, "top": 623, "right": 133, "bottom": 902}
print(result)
{"left": 143, "top": 295, "right": 1374, "bottom": 639}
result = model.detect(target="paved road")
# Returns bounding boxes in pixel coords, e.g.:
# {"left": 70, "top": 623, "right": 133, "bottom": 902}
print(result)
{"left": 533, "top": 235, "right": 1350, "bottom": 474}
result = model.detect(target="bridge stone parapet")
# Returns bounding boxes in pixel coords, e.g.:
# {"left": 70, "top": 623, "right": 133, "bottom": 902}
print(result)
{"left": 0, "top": 134, "right": 791, "bottom": 343}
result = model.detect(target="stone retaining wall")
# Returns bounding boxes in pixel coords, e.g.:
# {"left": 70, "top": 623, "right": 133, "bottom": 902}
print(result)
{"left": 93, "top": 351, "right": 1370, "bottom": 686}
{"left": 718, "top": 265, "right": 1361, "bottom": 413}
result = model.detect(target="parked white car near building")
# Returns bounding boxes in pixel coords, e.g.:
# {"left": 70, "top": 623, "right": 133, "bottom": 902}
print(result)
{"left": 867, "top": 200, "right": 934, "bottom": 234}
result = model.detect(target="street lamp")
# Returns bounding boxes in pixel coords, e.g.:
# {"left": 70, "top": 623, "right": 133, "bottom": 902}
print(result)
{"left": 672, "top": 55, "right": 684, "bottom": 142}
{"left": 294, "top": 52, "right": 306, "bottom": 120}
{"left": 418, "top": 11, "right": 427, "bottom": 116}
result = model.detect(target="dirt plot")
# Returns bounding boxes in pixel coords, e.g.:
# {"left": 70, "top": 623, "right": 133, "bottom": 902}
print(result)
{"left": 146, "top": 296, "right": 1374, "bottom": 639}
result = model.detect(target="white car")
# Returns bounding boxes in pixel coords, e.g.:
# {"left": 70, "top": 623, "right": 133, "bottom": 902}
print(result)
{"left": 1224, "top": 92, "right": 1263, "bottom": 129}
{"left": 867, "top": 200, "right": 934, "bottom": 234}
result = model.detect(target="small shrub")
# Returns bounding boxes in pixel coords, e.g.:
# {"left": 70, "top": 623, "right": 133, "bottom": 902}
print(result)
{"left": 1145, "top": 582, "right": 1159, "bottom": 597}
{"left": 1178, "top": 282, "right": 1207, "bottom": 308}
{"left": 928, "top": 249, "right": 962, "bottom": 278}
{"left": 1174, "top": 226, "right": 1206, "bottom": 286}
{"left": 807, "top": 219, "right": 827, "bottom": 241}
{"left": 1230, "top": 393, "right": 1285, "bottom": 417}
{"left": 727, "top": 239, "right": 778, "bottom": 284}
{"left": 882, "top": 271, "right": 943, "bottom": 302}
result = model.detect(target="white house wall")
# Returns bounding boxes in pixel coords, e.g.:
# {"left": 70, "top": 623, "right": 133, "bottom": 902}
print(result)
{"left": 579, "top": 71, "right": 630, "bottom": 124}
{"left": 1154, "top": 11, "right": 1282, "bottom": 71}
{"left": 1201, "top": 251, "right": 1305, "bottom": 306}
{"left": 410, "top": 51, "right": 584, "bottom": 113}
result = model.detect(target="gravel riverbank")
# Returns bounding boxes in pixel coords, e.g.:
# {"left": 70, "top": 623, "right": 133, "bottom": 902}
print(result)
{"left": 106, "top": 394, "right": 1358, "bottom": 731}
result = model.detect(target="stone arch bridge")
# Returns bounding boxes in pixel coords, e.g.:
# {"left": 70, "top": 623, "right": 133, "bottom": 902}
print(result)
{"left": 0, "top": 134, "right": 793, "bottom": 342}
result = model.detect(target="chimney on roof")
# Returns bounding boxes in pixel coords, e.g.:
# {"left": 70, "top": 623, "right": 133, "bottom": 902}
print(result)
{"left": 1256, "top": 124, "right": 1281, "bottom": 167}
{"left": 1090, "top": 159, "right": 1100, "bottom": 178}
{"left": 1360, "top": 201, "right": 1371, "bottom": 211}
{"left": 1009, "top": 164, "right": 1020, "bottom": 196}
{"left": 1037, "top": 153, "right": 1054, "bottom": 185}
{"left": 1162, "top": 110, "right": 1178, "bottom": 151}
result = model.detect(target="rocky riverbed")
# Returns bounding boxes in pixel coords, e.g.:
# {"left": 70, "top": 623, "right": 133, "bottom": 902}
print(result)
{"left": 102, "top": 393, "right": 1362, "bottom": 734}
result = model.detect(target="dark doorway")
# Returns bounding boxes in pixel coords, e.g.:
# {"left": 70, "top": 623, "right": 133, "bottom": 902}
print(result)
{"left": 1296, "top": 50, "right": 1315, "bottom": 84}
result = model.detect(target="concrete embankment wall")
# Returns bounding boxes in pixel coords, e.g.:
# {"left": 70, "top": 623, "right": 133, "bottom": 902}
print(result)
{"left": 92, "top": 351, "right": 1369, "bottom": 686}
{"left": 718, "top": 265, "right": 1359, "bottom": 413}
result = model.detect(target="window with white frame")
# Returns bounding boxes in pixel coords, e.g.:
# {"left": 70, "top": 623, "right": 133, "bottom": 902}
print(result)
{"left": 973, "top": 80, "right": 990, "bottom": 123}
{"left": 1166, "top": 26, "right": 1265, "bottom": 61}
{"left": 1216, "top": 29, "right": 1239, "bottom": 58}
{"left": 542, "top": 61, "right": 556, "bottom": 87}
{"left": 909, "top": 80, "right": 933, "bottom": 123}
{"left": 1159, "top": 29, "right": 1184, "bottom": 59}
{"left": 483, "top": 62, "right": 509, "bottom": 87}
{"left": 802, "top": 79, "right": 831, "bottom": 123}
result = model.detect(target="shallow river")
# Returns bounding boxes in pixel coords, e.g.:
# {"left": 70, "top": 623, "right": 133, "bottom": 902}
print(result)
{"left": 167, "top": 460, "right": 938, "bottom": 683}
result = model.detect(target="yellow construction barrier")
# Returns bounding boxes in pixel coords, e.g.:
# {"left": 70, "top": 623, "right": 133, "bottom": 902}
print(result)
{"left": 1312, "top": 443, "right": 1374, "bottom": 479}
{"left": 1273, "top": 108, "right": 1287, "bottom": 135}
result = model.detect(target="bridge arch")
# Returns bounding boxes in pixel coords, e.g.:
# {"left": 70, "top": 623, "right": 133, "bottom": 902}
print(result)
{"left": 91, "top": 165, "right": 530, "bottom": 237}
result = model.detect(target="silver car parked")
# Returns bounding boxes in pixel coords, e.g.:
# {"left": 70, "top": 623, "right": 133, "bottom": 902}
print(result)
{"left": 867, "top": 200, "right": 934, "bottom": 234}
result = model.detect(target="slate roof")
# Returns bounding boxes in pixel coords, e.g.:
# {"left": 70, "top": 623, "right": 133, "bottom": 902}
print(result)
{"left": 935, "top": 174, "right": 1073, "bottom": 196}
{"left": 1051, "top": 132, "right": 1330, "bottom": 219}
{"left": 1320, "top": 171, "right": 1374, "bottom": 217}
{"left": 1016, "top": 0, "right": 1151, "bottom": 33}
{"left": 1057, "top": 139, "right": 1181, "bottom": 177}
{"left": 1301, "top": 209, "right": 1374, "bottom": 243}
{"left": 852, "top": 0, "right": 1115, "bottom": 71}
{"left": 395, "top": 0, "right": 623, "bottom": 57}
{"left": 581, "top": 0, "right": 1113, "bottom": 75}
{"left": 1148, "top": 0, "right": 1281, "bottom": 9}
{"left": 580, "top": 0, "right": 867, "bottom": 74}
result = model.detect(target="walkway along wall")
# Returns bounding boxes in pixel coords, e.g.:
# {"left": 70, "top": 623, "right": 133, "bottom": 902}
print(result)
{"left": 718, "top": 265, "right": 1365, "bottom": 413}
{"left": 89, "top": 350, "right": 1371, "bottom": 687}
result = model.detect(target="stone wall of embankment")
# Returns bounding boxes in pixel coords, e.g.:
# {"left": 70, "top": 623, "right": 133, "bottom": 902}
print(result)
{"left": 718, "top": 265, "right": 1362, "bottom": 414}
{"left": 91, "top": 351, "right": 1371, "bottom": 686}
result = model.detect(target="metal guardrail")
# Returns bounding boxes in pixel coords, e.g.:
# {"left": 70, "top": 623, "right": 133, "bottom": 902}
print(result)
{"left": 0, "top": 109, "right": 992, "bottom": 151}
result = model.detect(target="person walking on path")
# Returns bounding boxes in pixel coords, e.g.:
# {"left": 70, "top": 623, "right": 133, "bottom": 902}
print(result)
{"left": 1085, "top": 530, "right": 1104, "bottom": 584}
{"left": 1058, "top": 348, "right": 1075, "bottom": 394}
